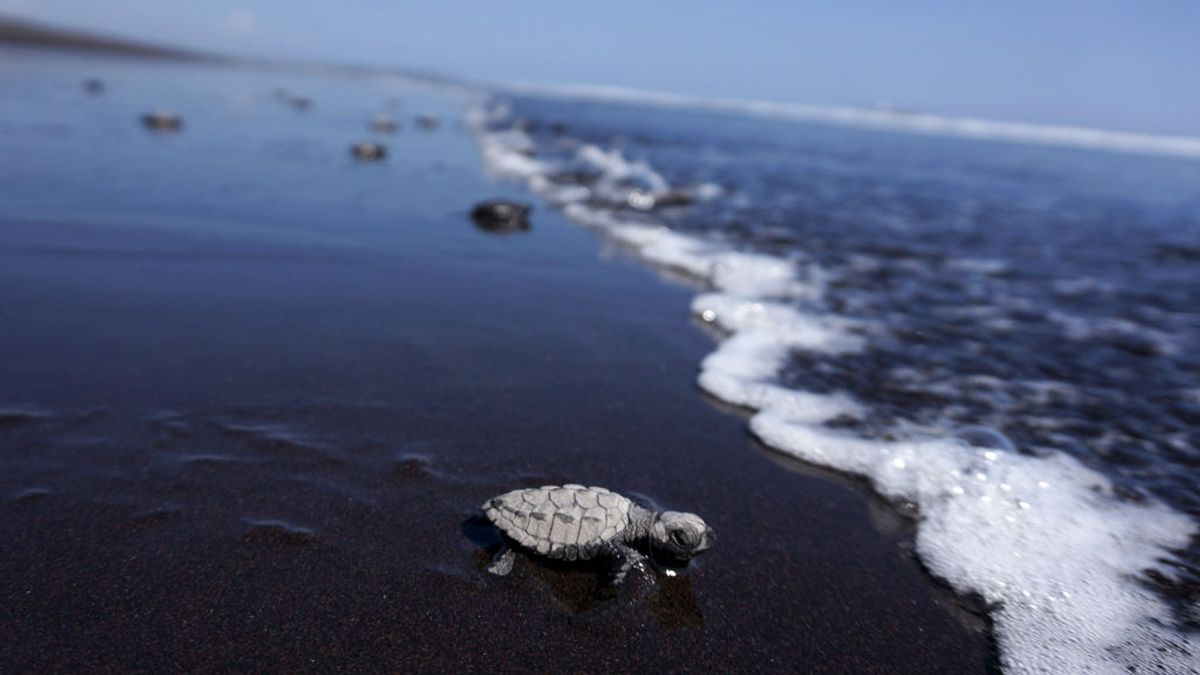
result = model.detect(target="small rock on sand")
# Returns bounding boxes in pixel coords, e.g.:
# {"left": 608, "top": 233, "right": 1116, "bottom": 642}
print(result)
{"left": 370, "top": 115, "right": 398, "bottom": 133}
{"left": 141, "top": 110, "right": 183, "bottom": 132}
{"left": 351, "top": 141, "right": 387, "bottom": 161}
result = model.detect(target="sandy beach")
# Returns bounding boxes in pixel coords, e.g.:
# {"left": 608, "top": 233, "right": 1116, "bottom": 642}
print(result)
{"left": 0, "top": 48, "right": 994, "bottom": 672}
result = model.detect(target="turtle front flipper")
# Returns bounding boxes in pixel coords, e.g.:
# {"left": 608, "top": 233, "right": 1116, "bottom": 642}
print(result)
{"left": 606, "top": 542, "right": 648, "bottom": 586}
{"left": 488, "top": 546, "right": 516, "bottom": 576}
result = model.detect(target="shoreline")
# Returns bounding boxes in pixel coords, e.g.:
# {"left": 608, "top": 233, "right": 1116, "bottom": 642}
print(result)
{"left": 0, "top": 50, "right": 995, "bottom": 671}
{"left": 470, "top": 98, "right": 1199, "bottom": 672}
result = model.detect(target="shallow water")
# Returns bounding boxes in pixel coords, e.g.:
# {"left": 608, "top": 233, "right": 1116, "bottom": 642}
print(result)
{"left": 0, "top": 50, "right": 991, "bottom": 672}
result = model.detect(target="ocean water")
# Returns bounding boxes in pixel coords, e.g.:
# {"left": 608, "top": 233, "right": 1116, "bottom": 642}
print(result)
{"left": 474, "top": 95, "right": 1200, "bottom": 672}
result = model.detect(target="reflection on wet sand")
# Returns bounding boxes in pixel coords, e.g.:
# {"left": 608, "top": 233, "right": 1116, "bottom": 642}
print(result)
{"left": 461, "top": 514, "right": 703, "bottom": 627}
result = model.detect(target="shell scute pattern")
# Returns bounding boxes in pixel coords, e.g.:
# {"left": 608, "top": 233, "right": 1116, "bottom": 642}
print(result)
{"left": 483, "top": 485, "right": 633, "bottom": 561}
{"left": 596, "top": 491, "right": 619, "bottom": 509}
{"left": 576, "top": 490, "right": 598, "bottom": 509}
{"left": 578, "top": 507, "right": 606, "bottom": 543}
{"left": 549, "top": 488, "right": 574, "bottom": 509}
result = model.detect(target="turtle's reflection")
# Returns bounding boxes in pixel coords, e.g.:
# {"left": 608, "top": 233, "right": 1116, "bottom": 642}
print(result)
{"left": 646, "top": 568, "right": 704, "bottom": 628}
{"left": 461, "top": 515, "right": 703, "bottom": 627}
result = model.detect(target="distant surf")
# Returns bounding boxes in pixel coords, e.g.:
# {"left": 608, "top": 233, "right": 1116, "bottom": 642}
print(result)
{"left": 500, "top": 81, "right": 1200, "bottom": 161}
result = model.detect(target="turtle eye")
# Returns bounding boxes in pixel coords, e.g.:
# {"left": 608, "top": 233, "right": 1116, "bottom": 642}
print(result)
{"left": 671, "top": 530, "right": 688, "bottom": 546}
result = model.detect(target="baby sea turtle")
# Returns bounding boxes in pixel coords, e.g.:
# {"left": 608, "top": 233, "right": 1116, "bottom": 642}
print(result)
{"left": 470, "top": 200, "right": 532, "bottom": 233}
{"left": 482, "top": 484, "right": 714, "bottom": 584}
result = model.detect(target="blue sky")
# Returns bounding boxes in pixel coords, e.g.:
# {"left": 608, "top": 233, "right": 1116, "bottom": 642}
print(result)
{"left": 5, "top": 0, "right": 1198, "bottom": 135}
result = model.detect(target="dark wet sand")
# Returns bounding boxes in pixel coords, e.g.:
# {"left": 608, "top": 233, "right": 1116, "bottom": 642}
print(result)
{"left": 0, "top": 50, "right": 990, "bottom": 672}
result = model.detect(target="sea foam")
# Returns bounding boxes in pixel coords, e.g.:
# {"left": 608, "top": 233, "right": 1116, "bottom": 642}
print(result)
{"left": 469, "top": 101, "right": 1199, "bottom": 673}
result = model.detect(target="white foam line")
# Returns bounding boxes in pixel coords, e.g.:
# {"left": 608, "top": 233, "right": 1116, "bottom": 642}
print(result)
{"left": 501, "top": 81, "right": 1200, "bottom": 161}
{"left": 468, "top": 103, "right": 1200, "bottom": 673}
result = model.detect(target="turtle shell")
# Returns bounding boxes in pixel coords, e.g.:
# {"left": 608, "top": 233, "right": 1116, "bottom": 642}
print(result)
{"left": 482, "top": 484, "right": 631, "bottom": 561}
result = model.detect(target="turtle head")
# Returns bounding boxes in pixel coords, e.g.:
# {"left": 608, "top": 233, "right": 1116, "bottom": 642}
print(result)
{"left": 650, "top": 511, "right": 715, "bottom": 564}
